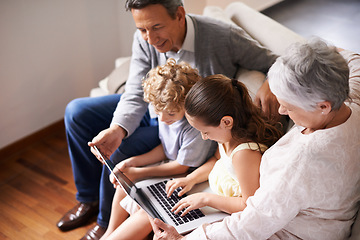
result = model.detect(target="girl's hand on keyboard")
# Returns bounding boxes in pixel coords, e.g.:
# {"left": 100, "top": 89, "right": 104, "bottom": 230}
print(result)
{"left": 166, "top": 177, "right": 195, "bottom": 198}
{"left": 171, "top": 193, "right": 209, "bottom": 216}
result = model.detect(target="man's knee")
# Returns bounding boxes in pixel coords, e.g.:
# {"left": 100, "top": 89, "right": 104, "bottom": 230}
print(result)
{"left": 65, "top": 98, "right": 83, "bottom": 121}
{"left": 65, "top": 97, "right": 93, "bottom": 128}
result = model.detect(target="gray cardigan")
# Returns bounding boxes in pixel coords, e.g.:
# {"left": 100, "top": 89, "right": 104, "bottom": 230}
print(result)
{"left": 112, "top": 14, "right": 278, "bottom": 136}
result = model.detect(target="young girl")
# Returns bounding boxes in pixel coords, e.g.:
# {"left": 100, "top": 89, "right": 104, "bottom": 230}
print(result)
{"left": 99, "top": 59, "right": 216, "bottom": 240}
{"left": 167, "top": 74, "right": 283, "bottom": 216}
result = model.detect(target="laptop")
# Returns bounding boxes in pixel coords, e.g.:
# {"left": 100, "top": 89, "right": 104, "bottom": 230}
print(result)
{"left": 92, "top": 146, "right": 229, "bottom": 234}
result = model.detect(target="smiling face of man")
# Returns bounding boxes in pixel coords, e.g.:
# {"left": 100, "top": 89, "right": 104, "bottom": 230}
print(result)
{"left": 131, "top": 4, "right": 186, "bottom": 53}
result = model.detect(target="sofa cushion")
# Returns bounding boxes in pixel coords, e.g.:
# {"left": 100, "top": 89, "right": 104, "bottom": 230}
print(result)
{"left": 224, "top": 2, "right": 305, "bottom": 56}
{"left": 107, "top": 56, "right": 131, "bottom": 94}
{"left": 341, "top": 50, "right": 360, "bottom": 105}
{"left": 202, "top": 5, "right": 235, "bottom": 25}
{"left": 90, "top": 84, "right": 109, "bottom": 97}
{"left": 235, "top": 68, "right": 265, "bottom": 101}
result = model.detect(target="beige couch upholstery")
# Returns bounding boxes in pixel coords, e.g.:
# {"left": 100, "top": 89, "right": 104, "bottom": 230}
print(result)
{"left": 89, "top": 2, "right": 359, "bottom": 238}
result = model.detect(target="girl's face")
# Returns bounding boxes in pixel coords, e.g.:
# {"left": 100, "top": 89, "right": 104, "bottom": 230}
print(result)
{"left": 155, "top": 108, "right": 185, "bottom": 125}
{"left": 185, "top": 113, "right": 232, "bottom": 144}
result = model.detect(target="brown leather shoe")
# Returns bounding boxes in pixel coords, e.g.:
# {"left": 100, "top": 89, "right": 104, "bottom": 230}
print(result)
{"left": 57, "top": 201, "right": 99, "bottom": 231}
{"left": 80, "top": 224, "right": 106, "bottom": 240}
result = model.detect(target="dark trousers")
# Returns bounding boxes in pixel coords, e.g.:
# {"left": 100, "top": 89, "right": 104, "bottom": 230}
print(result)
{"left": 64, "top": 94, "right": 160, "bottom": 227}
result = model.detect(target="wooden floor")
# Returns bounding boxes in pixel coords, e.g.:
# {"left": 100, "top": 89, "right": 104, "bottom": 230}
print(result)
{"left": 0, "top": 123, "right": 92, "bottom": 239}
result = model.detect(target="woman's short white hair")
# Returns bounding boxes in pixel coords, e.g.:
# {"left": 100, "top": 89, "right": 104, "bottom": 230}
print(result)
{"left": 268, "top": 38, "right": 349, "bottom": 111}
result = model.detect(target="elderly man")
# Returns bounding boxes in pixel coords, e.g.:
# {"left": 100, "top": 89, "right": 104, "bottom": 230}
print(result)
{"left": 56, "top": 0, "right": 278, "bottom": 239}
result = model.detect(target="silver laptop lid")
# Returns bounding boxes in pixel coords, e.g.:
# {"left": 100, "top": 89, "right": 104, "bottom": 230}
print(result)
{"left": 92, "top": 146, "right": 164, "bottom": 221}
{"left": 92, "top": 146, "right": 137, "bottom": 194}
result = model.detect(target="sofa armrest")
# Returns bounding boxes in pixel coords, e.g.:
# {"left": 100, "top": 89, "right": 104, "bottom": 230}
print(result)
{"left": 107, "top": 56, "right": 131, "bottom": 94}
{"left": 90, "top": 56, "right": 131, "bottom": 97}
{"left": 202, "top": 6, "right": 235, "bottom": 25}
{"left": 225, "top": 2, "right": 305, "bottom": 56}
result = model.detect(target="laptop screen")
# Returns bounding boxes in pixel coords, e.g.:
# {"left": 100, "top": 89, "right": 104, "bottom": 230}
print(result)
{"left": 92, "top": 146, "right": 136, "bottom": 195}
{"left": 92, "top": 146, "right": 164, "bottom": 221}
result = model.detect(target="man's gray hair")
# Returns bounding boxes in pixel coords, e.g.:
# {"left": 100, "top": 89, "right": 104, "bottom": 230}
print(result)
{"left": 268, "top": 38, "right": 349, "bottom": 111}
{"left": 125, "top": 0, "right": 183, "bottom": 19}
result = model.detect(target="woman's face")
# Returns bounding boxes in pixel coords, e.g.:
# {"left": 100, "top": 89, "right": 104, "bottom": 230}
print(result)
{"left": 185, "top": 113, "right": 232, "bottom": 144}
{"left": 277, "top": 98, "right": 324, "bottom": 130}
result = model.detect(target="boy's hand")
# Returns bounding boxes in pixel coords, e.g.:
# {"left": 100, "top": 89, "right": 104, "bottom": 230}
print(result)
{"left": 109, "top": 171, "right": 120, "bottom": 188}
{"left": 120, "top": 166, "right": 143, "bottom": 182}
{"left": 108, "top": 165, "right": 142, "bottom": 187}
{"left": 108, "top": 162, "right": 138, "bottom": 188}
{"left": 116, "top": 157, "right": 136, "bottom": 172}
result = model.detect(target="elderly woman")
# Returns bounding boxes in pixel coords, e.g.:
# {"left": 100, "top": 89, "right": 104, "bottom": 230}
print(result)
{"left": 150, "top": 38, "right": 360, "bottom": 239}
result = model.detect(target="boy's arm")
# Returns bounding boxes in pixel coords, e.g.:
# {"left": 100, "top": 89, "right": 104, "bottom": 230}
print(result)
{"left": 126, "top": 144, "right": 167, "bottom": 167}
{"left": 116, "top": 144, "right": 167, "bottom": 176}
{"left": 121, "top": 160, "right": 190, "bottom": 181}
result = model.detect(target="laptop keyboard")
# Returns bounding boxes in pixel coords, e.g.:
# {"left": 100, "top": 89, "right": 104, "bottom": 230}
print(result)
{"left": 147, "top": 180, "right": 205, "bottom": 226}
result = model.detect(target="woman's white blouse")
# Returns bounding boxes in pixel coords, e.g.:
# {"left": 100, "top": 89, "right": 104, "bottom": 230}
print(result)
{"left": 187, "top": 102, "right": 360, "bottom": 240}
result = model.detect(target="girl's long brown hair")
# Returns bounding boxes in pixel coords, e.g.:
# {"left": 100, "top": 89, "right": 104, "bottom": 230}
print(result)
{"left": 185, "top": 74, "right": 283, "bottom": 148}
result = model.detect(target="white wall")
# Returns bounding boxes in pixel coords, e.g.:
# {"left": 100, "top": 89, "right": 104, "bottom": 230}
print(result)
{"left": 0, "top": 0, "right": 136, "bottom": 149}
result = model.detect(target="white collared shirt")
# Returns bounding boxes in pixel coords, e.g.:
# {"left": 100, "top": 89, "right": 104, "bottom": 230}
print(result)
{"left": 165, "top": 15, "right": 195, "bottom": 67}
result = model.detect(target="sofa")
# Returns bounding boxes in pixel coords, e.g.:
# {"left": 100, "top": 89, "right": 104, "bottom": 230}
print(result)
{"left": 89, "top": 2, "right": 359, "bottom": 239}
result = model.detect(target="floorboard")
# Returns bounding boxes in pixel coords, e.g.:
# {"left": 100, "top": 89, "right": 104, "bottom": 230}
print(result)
{"left": 0, "top": 126, "right": 88, "bottom": 239}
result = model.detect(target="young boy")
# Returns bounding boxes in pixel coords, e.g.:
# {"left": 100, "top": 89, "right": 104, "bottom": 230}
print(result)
{"left": 99, "top": 58, "right": 216, "bottom": 240}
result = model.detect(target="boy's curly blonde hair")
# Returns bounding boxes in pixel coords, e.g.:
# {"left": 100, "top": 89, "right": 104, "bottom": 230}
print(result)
{"left": 143, "top": 58, "right": 201, "bottom": 112}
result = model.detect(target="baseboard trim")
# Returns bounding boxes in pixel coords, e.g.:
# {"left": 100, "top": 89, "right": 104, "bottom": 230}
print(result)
{"left": 0, "top": 119, "right": 65, "bottom": 159}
